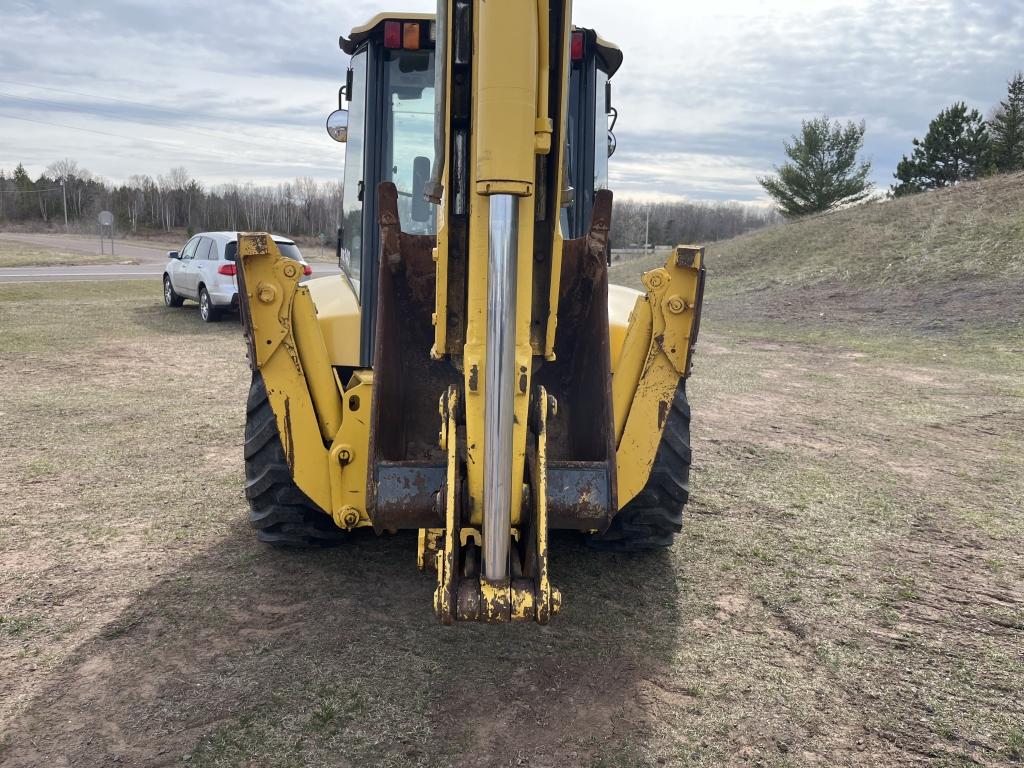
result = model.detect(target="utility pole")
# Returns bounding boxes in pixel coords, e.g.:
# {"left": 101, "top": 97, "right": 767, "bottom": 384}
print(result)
{"left": 60, "top": 180, "right": 68, "bottom": 233}
{"left": 644, "top": 204, "right": 650, "bottom": 253}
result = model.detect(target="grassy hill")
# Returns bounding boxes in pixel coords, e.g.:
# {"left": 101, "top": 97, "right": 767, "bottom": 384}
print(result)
{"left": 611, "top": 171, "right": 1024, "bottom": 335}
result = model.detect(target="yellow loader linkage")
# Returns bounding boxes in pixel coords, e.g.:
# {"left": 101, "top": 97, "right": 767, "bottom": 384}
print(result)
{"left": 235, "top": 2, "right": 706, "bottom": 623}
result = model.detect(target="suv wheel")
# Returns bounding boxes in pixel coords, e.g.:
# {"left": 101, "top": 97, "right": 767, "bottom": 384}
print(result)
{"left": 164, "top": 275, "right": 184, "bottom": 307}
{"left": 199, "top": 286, "right": 219, "bottom": 322}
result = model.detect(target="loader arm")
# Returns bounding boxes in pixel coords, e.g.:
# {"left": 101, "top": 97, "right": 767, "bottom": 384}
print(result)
{"left": 235, "top": 1, "right": 705, "bottom": 623}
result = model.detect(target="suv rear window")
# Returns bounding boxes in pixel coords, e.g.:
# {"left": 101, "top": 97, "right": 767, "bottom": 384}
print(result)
{"left": 276, "top": 242, "right": 303, "bottom": 261}
{"left": 223, "top": 240, "right": 302, "bottom": 262}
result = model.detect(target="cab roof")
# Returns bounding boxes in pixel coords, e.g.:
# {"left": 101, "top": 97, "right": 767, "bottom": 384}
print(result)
{"left": 340, "top": 12, "right": 622, "bottom": 77}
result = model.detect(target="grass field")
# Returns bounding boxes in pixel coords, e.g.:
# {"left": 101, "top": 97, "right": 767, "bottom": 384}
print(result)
{"left": 0, "top": 239, "right": 136, "bottom": 267}
{"left": 1, "top": 178, "right": 1023, "bottom": 767}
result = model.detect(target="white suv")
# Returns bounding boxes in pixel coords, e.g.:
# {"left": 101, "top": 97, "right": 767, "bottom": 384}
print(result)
{"left": 162, "top": 232, "right": 311, "bottom": 322}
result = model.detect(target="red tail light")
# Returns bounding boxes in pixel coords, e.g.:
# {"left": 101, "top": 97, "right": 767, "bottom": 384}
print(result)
{"left": 384, "top": 20, "right": 401, "bottom": 48}
{"left": 302, "top": 264, "right": 313, "bottom": 276}
{"left": 570, "top": 31, "right": 584, "bottom": 61}
{"left": 218, "top": 264, "right": 237, "bottom": 276}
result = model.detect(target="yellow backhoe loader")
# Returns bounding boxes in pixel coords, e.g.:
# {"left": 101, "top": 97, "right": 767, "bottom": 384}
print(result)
{"left": 237, "top": 2, "right": 705, "bottom": 623}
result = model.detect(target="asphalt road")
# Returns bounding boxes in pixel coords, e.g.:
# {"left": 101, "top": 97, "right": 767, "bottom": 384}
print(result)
{"left": 0, "top": 233, "right": 341, "bottom": 284}
{"left": 0, "top": 265, "right": 166, "bottom": 283}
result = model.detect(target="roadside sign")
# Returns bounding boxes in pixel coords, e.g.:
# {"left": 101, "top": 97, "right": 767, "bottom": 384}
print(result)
{"left": 98, "top": 211, "right": 115, "bottom": 255}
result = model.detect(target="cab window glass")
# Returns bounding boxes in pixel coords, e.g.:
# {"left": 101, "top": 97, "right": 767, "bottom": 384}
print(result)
{"left": 383, "top": 49, "right": 435, "bottom": 236}
{"left": 594, "top": 69, "right": 609, "bottom": 191}
{"left": 565, "top": 62, "right": 582, "bottom": 236}
{"left": 341, "top": 52, "right": 367, "bottom": 282}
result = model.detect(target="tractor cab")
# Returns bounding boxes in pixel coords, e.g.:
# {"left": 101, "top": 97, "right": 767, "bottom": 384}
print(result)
{"left": 328, "top": 12, "right": 620, "bottom": 365}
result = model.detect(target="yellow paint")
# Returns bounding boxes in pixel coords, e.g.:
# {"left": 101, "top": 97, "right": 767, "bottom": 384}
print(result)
{"left": 327, "top": 370, "right": 373, "bottom": 528}
{"left": 434, "top": 387, "right": 460, "bottom": 625}
{"left": 238, "top": 233, "right": 372, "bottom": 526}
{"left": 544, "top": 0, "right": 574, "bottom": 360}
{"left": 610, "top": 291, "right": 650, "bottom": 444}
{"left": 607, "top": 283, "right": 643, "bottom": 372}
{"left": 474, "top": 0, "right": 538, "bottom": 192}
{"left": 306, "top": 275, "right": 361, "bottom": 367}
{"left": 292, "top": 287, "right": 345, "bottom": 442}
{"left": 613, "top": 247, "right": 705, "bottom": 508}
{"left": 417, "top": 528, "right": 443, "bottom": 571}
{"left": 533, "top": 387, "right": 559, "bottom": 624}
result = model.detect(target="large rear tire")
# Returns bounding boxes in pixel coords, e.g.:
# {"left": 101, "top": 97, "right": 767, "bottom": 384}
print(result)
{"left": 589, "top": 380, "right": 692, "bottom": 551}
{"left": 244, "top": 371, "right": 345, "bottom": 546}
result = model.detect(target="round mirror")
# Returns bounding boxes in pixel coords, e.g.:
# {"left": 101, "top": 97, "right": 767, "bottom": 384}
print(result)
{"left": 326, "top": 109, "right": 349, "bottom": 143}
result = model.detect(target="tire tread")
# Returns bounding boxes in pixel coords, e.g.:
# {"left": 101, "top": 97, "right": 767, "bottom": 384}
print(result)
{"left": 589, "top": 380, "right": 692, "bottom": 551}
{"left": 244, "top": 372, "right": 344, "bottom": 547}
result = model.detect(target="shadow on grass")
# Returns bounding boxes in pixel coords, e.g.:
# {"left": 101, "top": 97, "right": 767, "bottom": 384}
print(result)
{"left": 4, "top": 521, "right": 683, "bottom": 767}
{"left": 130, "top": 302, "right": 244, "bottom": 337}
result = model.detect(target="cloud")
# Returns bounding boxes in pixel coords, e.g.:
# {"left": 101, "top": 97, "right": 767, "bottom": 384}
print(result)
{"left": 1, "top": 0, "right": 1021, "bottom": 200}
{"left": 580, "top": 0, "right": 1024, "bottom": 199}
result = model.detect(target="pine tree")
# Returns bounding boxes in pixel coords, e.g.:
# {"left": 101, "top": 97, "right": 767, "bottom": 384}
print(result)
{"left": 758, "top": 116, "right": 874, "bottom": 217}
{"left": 989, "top": 72, "right": 1024, "bottom": 173}
{"left": 12, "top": 163, "right": 35, "bottom": 221}
{"left": 892, "top": 102, "right": 991, "bottom": 196}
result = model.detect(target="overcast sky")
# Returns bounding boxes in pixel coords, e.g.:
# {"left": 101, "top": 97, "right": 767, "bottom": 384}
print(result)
{"left": 1, "top": 0, "right": 1021, "bottom": 202}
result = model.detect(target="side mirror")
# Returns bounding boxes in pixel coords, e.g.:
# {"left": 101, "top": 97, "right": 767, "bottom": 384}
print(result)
{"left": 168, "top": 250, "right": 180, "bottom": 260}
{"left": 411, "top": 155, "right": 431, "bottom": 222}
{"left": 326, "top": 109, "right": 349, "bottom": 143}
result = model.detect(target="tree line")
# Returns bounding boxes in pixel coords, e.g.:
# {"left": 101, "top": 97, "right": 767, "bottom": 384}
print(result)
{"left": 0, "top": 159, "right": 344, "bottom": 239}
{"left": 609, "top": 199, "right": 781, "bottom": 249}
{"left": 759, "top": 72, "right": 1024, "bottom": 216}
{"left": 0, "top": 159, "right": 780, "bottom": 246}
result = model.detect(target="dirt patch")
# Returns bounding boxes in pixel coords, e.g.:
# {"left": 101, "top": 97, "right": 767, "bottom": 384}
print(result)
{"left": 707, "top": 278, "right": 1024, "bottom": 337}
{"left": 1, "top": 280, "right": 1022, "bottom": 767}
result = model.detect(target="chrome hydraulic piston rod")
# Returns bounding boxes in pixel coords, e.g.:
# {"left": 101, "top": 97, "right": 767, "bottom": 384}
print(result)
{"left": 482, "top": 194, "right": 518, "bottom": 582}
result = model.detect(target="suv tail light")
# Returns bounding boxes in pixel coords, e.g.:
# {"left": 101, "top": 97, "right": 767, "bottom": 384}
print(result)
{"left": 218, "top": 264, "right": 237, "bottom": 276}
{"left": 302, "top": 264, "right": 313, "bottom": 276}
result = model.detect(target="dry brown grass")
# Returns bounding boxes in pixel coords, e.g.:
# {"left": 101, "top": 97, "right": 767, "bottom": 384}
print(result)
{"left": 0, "top": 272, "right": 1020, "bottom": 767}
{"left": 1, "top": 177, "right": 1022, "bottom": 767}
{"left": 613, "top": 172, "right": 1024, "bottom": 335}
{"left": 0, "top": 240, "right": 135, "bottom": 268}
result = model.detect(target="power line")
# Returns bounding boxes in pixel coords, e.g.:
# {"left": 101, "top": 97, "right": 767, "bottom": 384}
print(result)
{"left": 0, "top": 186, "right": 67, "bottom": 193}
{"left": 0, "top": 78, "right": 206, "bottom": 112}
